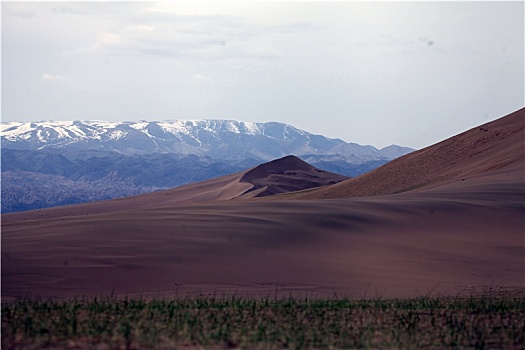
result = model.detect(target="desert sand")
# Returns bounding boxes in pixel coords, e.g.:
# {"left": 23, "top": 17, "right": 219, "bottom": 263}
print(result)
{"left": 2, "top": 108, "right": 524, "bottom": 300}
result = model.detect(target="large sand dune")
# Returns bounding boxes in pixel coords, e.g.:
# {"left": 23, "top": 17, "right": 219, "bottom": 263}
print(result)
{"left": 2, "top": 108, "right": 524, "bottom": 299}
{"left": 293, "top": 107, "right": 524, "bottom": 199}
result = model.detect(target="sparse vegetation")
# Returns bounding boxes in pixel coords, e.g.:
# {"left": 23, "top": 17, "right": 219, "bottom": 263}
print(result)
{"left": 3, "top": 294, "right": 524, "bottom": 349}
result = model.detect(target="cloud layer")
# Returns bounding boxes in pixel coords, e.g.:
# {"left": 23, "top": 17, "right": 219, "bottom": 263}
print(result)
{"left": 42, "top": 74, "right": 74, "bottom": 84}
{"left": 2, "top": 2, "right": 523, "bottom": 149}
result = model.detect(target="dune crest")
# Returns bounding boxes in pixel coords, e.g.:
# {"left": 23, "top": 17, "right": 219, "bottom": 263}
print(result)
{"left": 293, "top": 108, "right": 524, "bottom": 200}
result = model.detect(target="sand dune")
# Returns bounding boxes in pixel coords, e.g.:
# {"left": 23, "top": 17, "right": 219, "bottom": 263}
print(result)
{"left": 292, "top": 108, "right": 524, "bottom": 199}
{"left": 2, "top": 108, "right": 524, "bottom": 299}
{"left": 0, "top": 171, "right": 252, "bottom": 223}
{"left": 239, "top": 155, "right": 349, "bottom": 197}
{"left": 1, "top": 155, "right": 347, "bottom": 223}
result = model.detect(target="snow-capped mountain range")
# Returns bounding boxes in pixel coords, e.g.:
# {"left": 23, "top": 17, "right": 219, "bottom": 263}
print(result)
{"left": 1, "top": 119, "right": 414, "bottom": 213}
{"left": 1, "top": 120, "right": 412, "bottom": 162}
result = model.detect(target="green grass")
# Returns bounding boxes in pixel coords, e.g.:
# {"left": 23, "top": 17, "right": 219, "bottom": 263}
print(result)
{"left": 2, "top": 294, "right": 524, "bottom": 349}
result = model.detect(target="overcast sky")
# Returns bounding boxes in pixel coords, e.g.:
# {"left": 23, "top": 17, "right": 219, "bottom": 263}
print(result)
{"left": 2, "top": 1, "right": 523, "bottom": 149}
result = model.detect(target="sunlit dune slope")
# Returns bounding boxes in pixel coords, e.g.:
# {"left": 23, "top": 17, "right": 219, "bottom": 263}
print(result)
{"left": 292, "top": 108, "right": 524, "bottom": 200}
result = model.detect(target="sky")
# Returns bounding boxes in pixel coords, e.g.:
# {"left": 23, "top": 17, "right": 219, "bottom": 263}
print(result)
{"left": 1, "top": 1, "right": 523, "bottom": 149}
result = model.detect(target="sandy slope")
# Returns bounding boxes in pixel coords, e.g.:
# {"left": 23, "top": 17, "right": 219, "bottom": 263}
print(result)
{"left": 1, "top": 155, "right": 347, "bottom": 223}
{"left": 2, "top": 109, "right": 524, "bottom": 299}
{"left": 292, "top": 108, "right": 524, "bottom": 199}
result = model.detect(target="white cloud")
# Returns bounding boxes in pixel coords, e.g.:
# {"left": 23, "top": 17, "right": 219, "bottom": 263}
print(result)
{"left": 191, "top": 74, "right": 211, "bottom": 83}
{"left": 125, "top": 25, "right": 155, "bottom": 32}
{"left": 98, "top": 32, "right": 121, "bottom": 44}
{"left": 41, "top": 74, "right": 74, "bottom": 84}
{"left": 62, "top": 32, "right": 121, "bottom": 56}
{"left": 2, "top": 3, "right": 37, "bottom": 19}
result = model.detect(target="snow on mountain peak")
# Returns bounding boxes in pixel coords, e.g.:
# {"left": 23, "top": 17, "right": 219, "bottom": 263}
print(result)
{"left": 1, "top": 119, "right": 414, "bottom": 161}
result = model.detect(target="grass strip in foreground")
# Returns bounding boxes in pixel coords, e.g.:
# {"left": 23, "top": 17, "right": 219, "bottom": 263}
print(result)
{"left": 2, "top": 294, "right": 524, "bottom": 349}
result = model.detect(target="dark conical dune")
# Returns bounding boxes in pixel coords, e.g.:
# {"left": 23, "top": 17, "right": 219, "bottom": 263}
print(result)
{"left": 1, "top": 155, "right": 348, "bottom": 223}
{"left": 239, "top": 155, "right": 349, "bottom": 197}
{"left": 2, "top": 108, "right": 523, "bottom": 300}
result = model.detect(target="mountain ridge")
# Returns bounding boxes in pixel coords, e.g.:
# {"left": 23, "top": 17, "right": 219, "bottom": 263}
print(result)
{"left": 1, "top": 119, "right": 412, "bottom": 162}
